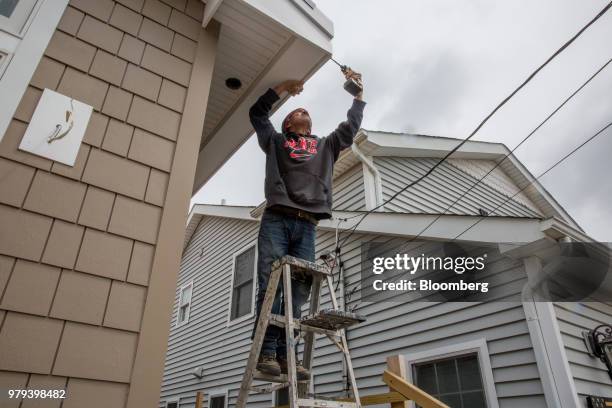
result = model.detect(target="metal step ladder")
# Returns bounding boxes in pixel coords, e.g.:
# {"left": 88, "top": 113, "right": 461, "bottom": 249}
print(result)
{"left": 236, "top": 255, "right": 366, "bottom": 408}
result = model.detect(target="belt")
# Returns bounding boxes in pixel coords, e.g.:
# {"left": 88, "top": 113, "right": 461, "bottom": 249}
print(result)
{"left": 267, "top": 206, "right": 319, "bottom": 225}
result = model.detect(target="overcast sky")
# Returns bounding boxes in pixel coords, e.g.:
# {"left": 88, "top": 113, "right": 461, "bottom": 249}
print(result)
{"left": 192, "top": 0, "right": 612, "bottom": 241}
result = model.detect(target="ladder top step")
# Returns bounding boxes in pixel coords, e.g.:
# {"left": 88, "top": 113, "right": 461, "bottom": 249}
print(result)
{"left": 300, "top": 309, "right": 366, "bottom": 331}
{"left": 272, "top": 255, "right": 330, "bottom": 277}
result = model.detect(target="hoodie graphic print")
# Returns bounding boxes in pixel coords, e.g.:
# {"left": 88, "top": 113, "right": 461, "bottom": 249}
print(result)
{"left": 283, "top": 133, "right": 319, "bottom": 161}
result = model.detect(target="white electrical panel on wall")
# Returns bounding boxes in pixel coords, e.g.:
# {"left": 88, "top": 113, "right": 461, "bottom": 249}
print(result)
{"left": 19, "top": 88, "right": 93, "bottom": 166}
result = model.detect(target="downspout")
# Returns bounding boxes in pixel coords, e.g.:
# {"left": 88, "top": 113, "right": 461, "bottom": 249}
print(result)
{"left": 351, "top": 142, "right": 384, "bottom": 210}
{"left": 337, "top": 142, "right": 384, "bottom": 396}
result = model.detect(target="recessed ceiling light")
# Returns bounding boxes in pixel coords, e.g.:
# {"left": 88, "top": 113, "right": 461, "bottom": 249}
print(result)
{"left": 225, "top": 77, "right": 242, "bottom": 90}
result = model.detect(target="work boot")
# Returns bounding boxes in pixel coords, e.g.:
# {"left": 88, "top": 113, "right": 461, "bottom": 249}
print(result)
{"left": 256, "top": 354, "right": 281, "bottom": 376}
{"left": 278, "top": 357, "right": 311, "bottom": 381}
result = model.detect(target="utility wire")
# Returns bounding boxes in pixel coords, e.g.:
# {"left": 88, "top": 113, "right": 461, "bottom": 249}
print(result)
{"left": 453, "top": 120, "right": 612, "bottom": 240}
{"left": 334, "top": 0, "right": 612, "bottom": 253}
{"left": 406, "top": 56, "right": 612, "bottom": 242}
{"left": 342, "top": 120, "right": 612, "bottom": 307}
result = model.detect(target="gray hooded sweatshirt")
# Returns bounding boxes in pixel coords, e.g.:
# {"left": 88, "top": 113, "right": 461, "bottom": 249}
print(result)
{"left": 249, "top": 88, "right": 366, "bottom": 219}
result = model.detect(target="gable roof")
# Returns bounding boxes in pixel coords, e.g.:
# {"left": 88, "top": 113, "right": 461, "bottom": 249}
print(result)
{"left": 334, "top": 129, "right": 581, "bottom": 230}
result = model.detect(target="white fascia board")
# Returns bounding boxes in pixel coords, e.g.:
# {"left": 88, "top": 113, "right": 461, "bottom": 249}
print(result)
{"left": 504, "top": 153, "right": 582, "bottom": 230}
{"left": 319, "top": 211, "right": 545, "bottom": 243}
{"left": 242, "top": 0, "right": 332, "bottom": 53}
{"left": 191, "top": 204, "right": 546, "bottom": 243}
{"left": 193, "top": 36, "right": 328, "bottom": 193}
{"left": 190, "top": 204, "right": 257, "bottom": 220}
{"left": 0, "top": 0, "right": 69, "bottom": 142}
{"left": 364, "top": 131, "right": 508, "bottom": 160}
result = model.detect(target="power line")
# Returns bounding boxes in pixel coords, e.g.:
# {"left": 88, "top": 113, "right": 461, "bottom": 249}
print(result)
{"left": 407, "top": 56, "right": 612, "bottom": 242}
{"left": 334, "top": 0, "right": 612, "bottom": 253}
{"left": 453, "top": 120, "right": 612, "bottom": 240}
{"left": 343, "top": 120, "right": 612, "bottom": 308}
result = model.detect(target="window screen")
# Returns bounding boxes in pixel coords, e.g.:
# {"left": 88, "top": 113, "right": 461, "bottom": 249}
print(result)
{"left": 230, "top": 246, "right": 255, "bottom": 320}
{"left": 0, "top": 0, "right": 19, "bottom": 18}
{"left": 166, "top": 402, "right": 178, "bottom": 408}
{"left": 210, "top": 395, "right": 225, "bottom": 408}
{"left": 275, "top": 388, "right": 289, "bottom": 406}
{"left": 177, "top": 283, "right": 192, "bottom": 324}
{"left": 414, "top": 353, "right": 486, "bottom": 408}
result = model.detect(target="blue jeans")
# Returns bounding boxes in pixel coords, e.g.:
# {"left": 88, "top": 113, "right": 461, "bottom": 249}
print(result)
{"left": 253, "top": 209, "right": 315, "bottom": 358}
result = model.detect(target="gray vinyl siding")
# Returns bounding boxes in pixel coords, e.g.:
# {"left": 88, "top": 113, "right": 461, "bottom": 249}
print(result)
{"left": 332, "top": 163, "right": 366, "bottom": 211}
{"left": 160, "top": 215, "right": 265, "bottom": 408}
{"left": 554, "top": 302, "right": 612, "bottom": 406}
{"left": 373, "top": 157, "right": 541, "bottom": 218}
{"left": 162, "top": 214, "right": 548, "bottom": 407}
{"left": 311, "top": 228, "right": 547, "bottom": 408}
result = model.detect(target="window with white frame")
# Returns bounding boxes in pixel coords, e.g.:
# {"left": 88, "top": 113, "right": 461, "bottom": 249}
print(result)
{"left": 413, "top": 353, "right": 486, "bottom": 407}
{"left": 176, "top": 281, "right": 193, "bottom": 326}
{"left": 405, "top": 338, "right": 498, "bottom": 408}
{"left": 229, "top": 245, "right": 256, "bottom": 321}
{"left": 165, "top": 400, "right": 178, "bottom": 408}
{"left": 209, "top": 391, "right": 227, "bottom": 408}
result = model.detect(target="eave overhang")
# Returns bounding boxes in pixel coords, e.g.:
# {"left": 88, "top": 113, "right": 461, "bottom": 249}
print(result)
{"left": 192, "top": 0, "right": 333, "bottom": 194}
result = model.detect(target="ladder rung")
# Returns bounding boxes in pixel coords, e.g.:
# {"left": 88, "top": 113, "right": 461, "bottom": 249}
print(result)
{"left": 300, "top": 309, "right": 366, "bottom": 331}
{"left": 269, "top": 314, "right": 342, "bottom": 338}
{"left": 297, "top": 398, "right": 358, "bottom": 407}
{"left": 272, "top": 255, "right": 331, "bottom": 278}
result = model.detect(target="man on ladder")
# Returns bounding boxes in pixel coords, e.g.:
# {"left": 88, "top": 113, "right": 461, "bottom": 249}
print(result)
{"left": 249, "top": 68, "right": 365, "bottom": 380}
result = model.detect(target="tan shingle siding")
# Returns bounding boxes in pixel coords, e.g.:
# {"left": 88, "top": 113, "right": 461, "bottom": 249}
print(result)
{"left": 77, "top": 15, "right": 124, "bottom": 54}
{"left": 127, "top": 241, "right": 155, "bottom": 286}
{"left": 138, "top": 17, "right": 173, "bottom": 51}
{"left": 104, "top": 281, "right": 147, "bottom": 331}
{"left": 0, "top": 206, "right": 52, "bottom": 261}
{"left": 41, "top": 220, "right": 85, "bottom": 269}
{"left": 108, "top": 195, "right": 162, "bottom": 244}
{"left": 118, "top": 34, "right": 146, "bottom": 64}
{"left": 0, "top": 260, "right": 61, "bottom": 316}
{"left": 69, "top": 0, "right": 115, "bottom": 22}
{"left": 50, "top": 270, "right": 111, "bottom": 325}
{"left": 127, "top": 95, "right": 181, "bottom": 140}
{"left": 57, "top": 6, "right": 85, "bottom": 35}
{"left": 0, "top": 312, "right": 64, "bottom": 374}
{"left": 45, "top": 31, "right": 96, "bottom": 72}
{"left": 53, "top": 322, "right": 138, "bottom": 382}
{"left": 110, "top": 3, "right": 143, "bottom": 35}
{"left": 30, "top": 57, "right": 65, "bottom": 90}
{"left": 78, "top": 186, "right": 115, "bottom": 230}
{"left": 142, "top": 0, "right": 172, "bottom": 25}
{"left": 76, "top": 228, "right": 133, "bottom": 280}
{"left": 82, "top": 148, "right": 149, "bottom": 199}
{"left": 141, "top": 44, "right": 191, "bottom": 86}
{"left": 89, "top": 49, "right": 128, "bottom": 86}
{"left": 23, "top": 171, "right": 87, "bottom": 223}
{"left": 50, "top": 143, "right": 91, "bottom": 181}
{"left": 58, "top": 67, "right": 109, "bottom": 111}
{"left": 0, "top": 158, "right": 35, "bottom": 208}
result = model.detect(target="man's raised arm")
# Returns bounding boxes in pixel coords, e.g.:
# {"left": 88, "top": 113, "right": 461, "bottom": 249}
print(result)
{"left": 326, "top": 70, "right": 366, "bottom": 157}
{"left": 249, "top": 80, "right": 303, "bottom": 152}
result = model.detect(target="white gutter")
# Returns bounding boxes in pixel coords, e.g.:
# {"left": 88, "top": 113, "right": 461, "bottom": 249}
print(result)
{"left": 351, "top": 142, "right": 384, "bottom": 210}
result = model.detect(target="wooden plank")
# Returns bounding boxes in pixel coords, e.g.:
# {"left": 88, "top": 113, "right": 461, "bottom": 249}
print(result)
{"left": 195, "top": 391, "right": 203, "bottom": 408}
{"left": 383, "top": 370, "right": 450, "bottom": 408}
{"left": 338, "top": 391, "right": 408, "bottom": 405}
{"left": 387, "top": 356, "right": 409, "bottom": 408}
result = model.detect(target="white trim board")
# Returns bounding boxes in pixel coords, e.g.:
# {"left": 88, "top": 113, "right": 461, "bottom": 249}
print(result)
{"left": 0, "top": 0, "right": 69, "bottom": 141}
{"left": 402, "top": 338, "right": 499, "bottom": 408}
